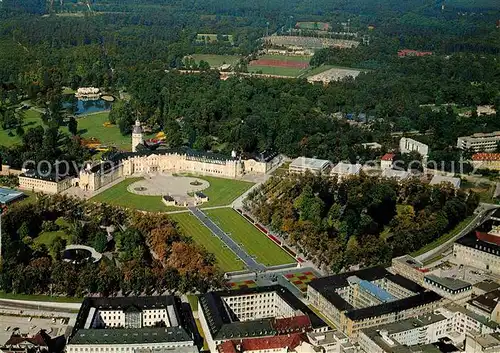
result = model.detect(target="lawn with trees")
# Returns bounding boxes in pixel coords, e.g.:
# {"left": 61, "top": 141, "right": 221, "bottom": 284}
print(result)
{"left": 169, "top": 213, "right": 245, "bottom": 272}
{"left": 246, "top": 172, "right": 480, "bottom": 272}
{"left": 205, "top": 208, "right": 295, "bottom": 266}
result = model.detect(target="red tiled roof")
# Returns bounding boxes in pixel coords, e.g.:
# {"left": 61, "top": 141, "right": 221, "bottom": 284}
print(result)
{"left": 272, "top": 315, "right": 312, "bottom": 334}
{"left": 5, "top": 331, "right": 51, "bottom": 347}
{"left": 472, "top": 153, "right": 500, "bottom": 161}
{"left": 477, "top": 231, "right": 500, "bottom": 245}
{"left": 381, "top": 153, "right": 395, "bottom": 161}
{"left": 217, "top": 333, "right": 304, "bottom": 353}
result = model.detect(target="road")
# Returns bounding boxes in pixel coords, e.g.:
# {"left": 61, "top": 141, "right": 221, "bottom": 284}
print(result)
{"left": 188, "top": 207, "right": 265, "bottom": 272}
{"left": 415, "top": 203, "right": 500, "bottom": 264}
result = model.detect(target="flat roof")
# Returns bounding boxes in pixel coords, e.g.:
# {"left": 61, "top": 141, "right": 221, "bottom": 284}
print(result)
{"left": 424, "top": 274, "right": 471, "bottom": 291}
{"left": 309, "top": 266, "right": 438, "bottom": 321}
{"left": 330, "top": 162, "right": 361, "bottom": 175}
{"left": 474, "top": 280, "right": 500, "bottom": 293}
{"left": 474, "top": 333, "right": 500, "bottom": 349}
{"left": 198, "top": 285, "right": 326, "bottom": 340}
{"left": 0, "top": 187, "right": 24, "bottom": 205}
{"left": 289, "top": 156, "right": 330, "bottom": 171}
{"left": 69, "top": 327, "right": 192, "bottom": 345}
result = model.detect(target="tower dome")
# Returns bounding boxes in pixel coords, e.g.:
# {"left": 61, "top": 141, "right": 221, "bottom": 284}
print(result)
{"left": 132, "top": 119, "right": 144, "bottom": 152}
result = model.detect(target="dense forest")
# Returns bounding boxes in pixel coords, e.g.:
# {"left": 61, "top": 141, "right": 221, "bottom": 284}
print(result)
{"left": 0, "top": 194, "right": 222, "bottom": 296}
{"left": 245, "top": 173, "right": 480, "bottom": 272}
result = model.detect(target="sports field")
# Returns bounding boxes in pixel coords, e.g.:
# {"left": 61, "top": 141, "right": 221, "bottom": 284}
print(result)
{"left": 91, "top": 178, "right": 180, "bottom": 212}
{"left": 181, "top": 174, "right": 254, "bottom": 207}
{"left": 205, "top": 208, "right": 295, "bottom": 266}
{"left": 170, "top": 213, "right": 245, "bottom": 272}
{"left": 190, "top": 54, "right": 241, "bottom": 68}
{"left": 248, "top": 54, "right": 310, "bottom": 77}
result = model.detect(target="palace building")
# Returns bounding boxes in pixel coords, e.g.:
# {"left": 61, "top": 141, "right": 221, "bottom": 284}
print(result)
{"left": 76, "top": 120, "right": 279, "bottom": 192}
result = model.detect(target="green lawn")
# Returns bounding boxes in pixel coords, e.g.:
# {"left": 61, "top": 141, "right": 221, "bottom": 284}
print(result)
{"left": 0, "top": 110, "right": 42, "bottom": 147}
{"left": 411, "top": 215, "right": 474, "bottom": 257}
{"left": 34, "top": 230, "right": 71, "bottom": 247}
{"left": 0, "top": 291, "right": 83, "bottom": 304}
{"left": 170, "top": 213, "right": 245, "bottom": 272}
{"left": 191, "top": 175, "right": 254, "bottom": 207}
{"left": 91, "top": 178, "right": 181, "bottom": 212}
{"left": 196, "top": 33, "right": 234, "bottom": 45}
{"left": 248, "top": 65, "right": 306, "bottom": 77}
{"left": 205, "top": 208, "right": 295, "bottom": 266}
{"left": 76, "top": 112, "right": 154, "bottom": 150}
{"left": 190, "top": 54, "right": 241, "bottom": 68}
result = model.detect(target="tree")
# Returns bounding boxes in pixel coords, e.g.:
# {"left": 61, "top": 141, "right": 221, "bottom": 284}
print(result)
{"left": 68, "top": 116, "right": 78, "bottom": 136}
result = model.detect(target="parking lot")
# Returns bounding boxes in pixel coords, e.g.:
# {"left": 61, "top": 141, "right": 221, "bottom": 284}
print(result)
{"left": 0, "top": 313, "right": 75, "bottom": 345}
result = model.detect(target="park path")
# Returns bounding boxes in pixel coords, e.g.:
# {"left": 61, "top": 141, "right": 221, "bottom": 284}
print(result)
{"left": 188, "top": 207, "right": 265, "bottom": 272}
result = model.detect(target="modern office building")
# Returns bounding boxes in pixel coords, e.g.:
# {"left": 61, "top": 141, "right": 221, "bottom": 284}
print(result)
{"left": 307, "top": 266, "right": 442, "bottom": 341}
{"left": 289, "top": 156, "right": 331, "bottom": 174}
{"left": 198, "top": 285, "right": 328, "bottom": 353}
{"left": 457, "top": 132, "right": 500, "bottom": 152}
{"left": 66, "top": 296, "right": 197, "bottom": 353}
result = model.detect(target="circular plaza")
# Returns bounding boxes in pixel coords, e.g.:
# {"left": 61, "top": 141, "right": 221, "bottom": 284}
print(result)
{"left": 127, "top": 174, "right": 209, "bottom": 205}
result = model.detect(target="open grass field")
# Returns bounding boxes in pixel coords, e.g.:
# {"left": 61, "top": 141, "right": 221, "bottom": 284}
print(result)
{"left": 204, "top": 208, "right": 295, "bottom": 266}
{"left": 91, "top": 178, "right": 180, "bottom": 212}
{"left": 295, "top": 21, "right": 330, "bottom": 31}
{"left": 181, "top": 174, "right": 254, "bottom": 207}
{"left": 169, "top": 213, "right": 245, "bottom": 272}
{"left": 34, "top": 230, "right": 71, "bottom": 248}
{"left": 0, "top": 110, "right": 42, "bottom": 147}
{"left": 190, "top": 54, "right": 241, "bottom": 68}
{"left": 248, "top": 66, "right": 306, "bottom": 77}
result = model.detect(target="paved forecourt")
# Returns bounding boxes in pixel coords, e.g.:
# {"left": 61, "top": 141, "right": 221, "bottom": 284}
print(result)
{"left": 169, "top": 212, "right": 245, "bottom": 273}
{"left": 204, "top": 208, "right": 295, "bottom": 267}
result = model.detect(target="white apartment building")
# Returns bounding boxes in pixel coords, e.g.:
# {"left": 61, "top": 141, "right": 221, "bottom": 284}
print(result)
{"left": 457, "top": 132, "right": 500, "bottom": 152}
{"left": 198, "top": 285, "right": 328, "bottom": 353}
{"left": 400, "top": 137, "right": 429, "bottom": 158}
{"left": 66, "top": 296, "right": 197, "bottom": 353}
{"left": 289, "top": 157, "right": 331, "bottom": 174}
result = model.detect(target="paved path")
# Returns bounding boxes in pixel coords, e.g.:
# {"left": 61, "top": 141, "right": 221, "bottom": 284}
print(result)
{"left": 188, "top": 207, "right": 265, "bottom": 272}
{"left": 415, "top": 203, "right": 500, "bottom": 263}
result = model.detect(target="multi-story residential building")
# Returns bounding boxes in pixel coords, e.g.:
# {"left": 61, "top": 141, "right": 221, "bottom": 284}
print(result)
{"left": 198, "top": 285, "right": 328, "bottom": 353}
{"left": 452, "top": 216, "right": 500, "bottom": 275}
{"left": 467, "top": 289, "right": 500, "bottom": 324}
{"left": 289, "top": 156, "right": 331, "bottom": 174}
{"left": 66, "top": 296, "right": 198, "bottom": 353}
{"left": 358, "top": 304, "right": 499, "bottom": 353}
{"left": 307, "top": 266, "right": 442, "bottom": 341}
{"left": 399, "top": 138, "right": 429, "bottom": 158}
{"left": 457, "top": 132, "right": 500, "bottom": 152}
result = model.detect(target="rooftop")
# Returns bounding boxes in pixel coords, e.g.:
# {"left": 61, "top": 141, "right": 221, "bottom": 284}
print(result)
{"left": 0, "top": 187, "right": 25, "bottom": 205}
{"left": 473, "top": 333, "right": 500, "bottom": 349}
{"left": 382, "top": 169, "right": 411, "bottom": 180}
{"left": 393, "top": 255, "right": 424, "bottom": 269}
{"left": 289, "top": 156, "right": 331, "bottom": 171}
{"left": 69, "top": 327, "right": 192, "bottom": 345}
{"left": 467, "top": 289, "right": 500, "bottom": 315}
{"left": 331, "top": 162, "right": 362, "bottom": 175}
{"left": 474, "top": 280, "right": 500, "bottom": 294}
{"left": 198, "top": 285, "right": 326, "bottom": 341}
{"left": 217, "top": 333, "right": 304, "bottom": 353}
{"left": 381, "top": 153, "right": 395, "bottom": 161}
{"left": 424, "top": 274, "right": 471, "bottom": 292}
{"left": 472, "top": 153, "right": 500, "bottom": 161}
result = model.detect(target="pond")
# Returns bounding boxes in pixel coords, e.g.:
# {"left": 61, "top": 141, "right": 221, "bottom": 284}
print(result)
{"left": 63, "top": 94, "right": 112, "bottom": 115}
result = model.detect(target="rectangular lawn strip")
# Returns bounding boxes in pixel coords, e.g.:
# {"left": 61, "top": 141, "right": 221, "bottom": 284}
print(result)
{"left": 190, "top": 54, "right": 241, "bottom": 68}
{"left": 181, "top": 174, "right": 254, "bottom": 207}
{"left": 204, "top": 208, "right": 295, "bottom": 266}
{"left": 0, "top": 291, "right": 83, "bottom": 304}
{"left": 169, "top": 213, "right": 245, "bottom": 272}
{"left": 91, "top": 178, "right": 180, "bottom": 212}
{"left": 248, "top": 65, "right": 305, "bottom": 77}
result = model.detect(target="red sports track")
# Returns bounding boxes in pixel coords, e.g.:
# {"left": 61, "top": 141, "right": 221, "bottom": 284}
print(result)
{"left": 249, "top": 59, "right": 309, "bottom": 69}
